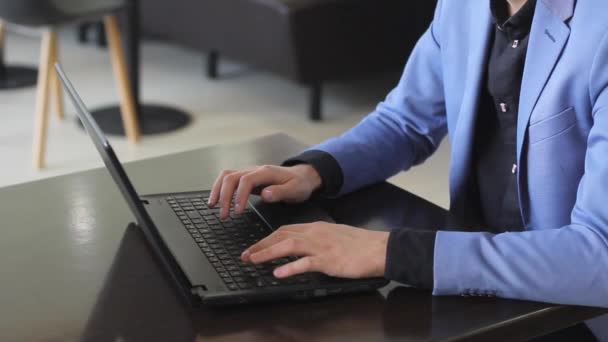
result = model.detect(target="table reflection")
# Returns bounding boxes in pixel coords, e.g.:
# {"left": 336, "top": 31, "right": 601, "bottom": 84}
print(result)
{"left": 80, "top": 225, "right": 441, "bottom": 341}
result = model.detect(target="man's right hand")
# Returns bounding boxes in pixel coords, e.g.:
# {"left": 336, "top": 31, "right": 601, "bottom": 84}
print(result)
{"left": 208, "top": 164, "right": 322, "bottom": 220}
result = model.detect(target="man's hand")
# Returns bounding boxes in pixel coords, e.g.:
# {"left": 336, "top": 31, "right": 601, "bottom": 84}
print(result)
{"left": 241, "top": 222, "right": 389, "bottom": 279}
{"left": 208, "top": 164, "right": 322, "bottom": 219}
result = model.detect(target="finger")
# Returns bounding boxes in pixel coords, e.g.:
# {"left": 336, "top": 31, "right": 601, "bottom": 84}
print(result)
{"left": 248, "top": 237, "right": 314, "bottom": 264}
{"left": 241, "top": 229, "right": 302, "bottom": 261}
{"left": 273, "top": 256, "right": 321, "bottom": 278}
{"left": 234, "top": 167, "right": 286, "bottom": 214}
{"left": 261, "top": 181, "right": 300, "bottom": 203}
{"left": 274, "top": 223, "right": 314, "bottom": 233}
{"left": 218, "top": 170, "right": 248, "bottom": 219}
{"left": 208, "top": 169, "right": 235, "bottom": 207}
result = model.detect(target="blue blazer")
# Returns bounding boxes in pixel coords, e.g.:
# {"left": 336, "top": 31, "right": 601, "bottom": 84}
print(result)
{"left": 309, "top": 0, "right": 608, "bottom": 312}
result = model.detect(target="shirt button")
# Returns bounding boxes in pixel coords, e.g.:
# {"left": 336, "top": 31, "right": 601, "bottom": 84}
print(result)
{"left": 500, "top": 103, "right": 509, "bottom": 113}
{"left": 512, "top": 164, "right": 518, "bottom": 174}
{"left": 512, "top": 40, "right": 519, "bottom": 48}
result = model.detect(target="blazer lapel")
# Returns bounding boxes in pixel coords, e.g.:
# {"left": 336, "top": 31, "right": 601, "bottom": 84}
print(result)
{"left": 449, "top": 4, "right": 492, "bottom": 212}
{"left": 516, "top": 0, "right": 574, "bottom": 161}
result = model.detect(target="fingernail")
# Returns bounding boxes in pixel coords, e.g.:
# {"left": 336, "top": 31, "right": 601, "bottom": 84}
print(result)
{"left": 262, "top": 189, "right": 273, "bottom": 201}
{"left": 235, "top": 203, "right": 241, "bottom": 213}
{"left": 274, "top": 268, "right": 285, "bottom": 278}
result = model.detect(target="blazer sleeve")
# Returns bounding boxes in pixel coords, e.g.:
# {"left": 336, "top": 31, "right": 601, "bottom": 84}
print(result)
{"left": 432, "top": 31, "right": 608, "bottom": 307}
{"left": 303, "top": 0, "right": 448, "bottom": 195}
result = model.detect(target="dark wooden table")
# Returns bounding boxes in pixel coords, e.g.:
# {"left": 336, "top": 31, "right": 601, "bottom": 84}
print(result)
{"left": 0, "top": 134, "right": 604, "bottom": 342}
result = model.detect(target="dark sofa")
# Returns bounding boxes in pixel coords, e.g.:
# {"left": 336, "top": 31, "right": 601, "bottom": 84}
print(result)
{"left": 140, "top": 0, "right": 437, "bottom": 120}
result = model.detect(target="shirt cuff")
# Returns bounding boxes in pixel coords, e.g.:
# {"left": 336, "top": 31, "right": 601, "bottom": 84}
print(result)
{"left": 282, "top": 150, "right": 344, "bottom": 197}
{"left": 385, "top": 229, "right": 437, "bottom": 289}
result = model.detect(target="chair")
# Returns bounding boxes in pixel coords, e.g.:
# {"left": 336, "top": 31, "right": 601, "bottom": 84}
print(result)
{"left": 0, "top": 0, "right": 140, "bottom": 169}
{"left": 0, "top": 20, "right": 38, "bottom": 90}
{"left": 140, "top": 0, "right": 436, "bottom": 121}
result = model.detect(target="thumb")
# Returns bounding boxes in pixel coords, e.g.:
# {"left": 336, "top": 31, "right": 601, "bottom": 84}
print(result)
{"left": 261, "top": 184, "right": 295, "bottom": 203}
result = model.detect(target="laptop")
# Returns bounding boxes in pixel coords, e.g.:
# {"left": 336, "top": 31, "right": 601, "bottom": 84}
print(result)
{"left": 55, "top": 64, "right": 388, "bottom": 306}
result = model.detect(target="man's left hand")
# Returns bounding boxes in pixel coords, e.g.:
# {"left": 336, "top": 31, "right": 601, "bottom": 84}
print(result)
{"left": 241, "top": 222, "right": 389, "bottom": 279}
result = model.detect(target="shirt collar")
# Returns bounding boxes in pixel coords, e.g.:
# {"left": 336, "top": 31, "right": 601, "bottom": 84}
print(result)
{"left": 490, "top": 0, "right": 537, "bottom": 39}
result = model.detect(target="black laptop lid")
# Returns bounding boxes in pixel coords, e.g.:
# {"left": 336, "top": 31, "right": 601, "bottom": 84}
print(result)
{"left": 54, "top": 63, "right": 152, "bottom": 227}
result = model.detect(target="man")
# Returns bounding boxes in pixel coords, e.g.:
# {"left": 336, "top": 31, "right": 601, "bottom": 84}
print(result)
{"left": 209, "top": 0, "right": 608, "bottom": 339}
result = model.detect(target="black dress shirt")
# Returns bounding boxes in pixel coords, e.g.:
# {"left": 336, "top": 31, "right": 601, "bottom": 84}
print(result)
{"left": 474, "top": 0, "right": 534, "bottom": 231}
{"left": 284, "top": 0, "right": 536, "bottom": 289}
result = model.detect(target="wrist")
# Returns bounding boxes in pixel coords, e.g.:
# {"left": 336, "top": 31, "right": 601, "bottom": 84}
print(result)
{"left": 371, "top": 231, "right": 389, "bottom": 277}
{"left": 293, "top": 164, "right": 323, "bottom": 193}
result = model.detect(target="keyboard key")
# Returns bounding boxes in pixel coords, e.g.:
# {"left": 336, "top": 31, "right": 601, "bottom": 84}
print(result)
{"left": 238, "top": 282, "right": 253, "bottom": 289}
{"left": 295, "top": 276, "right": 310, "bottom": 284}
{"left": 233, "top": 276, "right": 246, "bottom": 283}
{"left": 258, "top": 268, "right": 274, "bottom": 276}
{"left": 227, "top": 284, "right": 239, "bottom": 291}
{"left": 242, "top": 266, "right": 257, "bottom": 273}
{"left": 222, "top": 259, "right": 235, "bottom": 266}
{"left": 266, "top": 279, "right": 280, "bottom": 286}
{"left": 186, "top": 211, "right": 201, "bottom": 219}
{"left": 255, "top": 278, "right": 266, "bottom": 287}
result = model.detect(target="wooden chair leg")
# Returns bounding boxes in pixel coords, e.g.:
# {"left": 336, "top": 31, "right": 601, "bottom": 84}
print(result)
{"left": 50, "top": 35, "right": 64, "bottom": 120}
{"left": 0, "top": 21, "right": 6, "bottom": 71}
{"left": 0, "top": 21, "right": 6, "bottom": 51}
{"left": 33, "top": 30, "right": 56, "bottom": 169}
{"left": 103, "top": 15, "right": 140, "bottom": 143}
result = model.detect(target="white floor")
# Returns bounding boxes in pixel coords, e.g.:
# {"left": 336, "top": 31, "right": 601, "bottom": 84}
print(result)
{"left": 0, "top": 28, "right": 451, "bottom": 209}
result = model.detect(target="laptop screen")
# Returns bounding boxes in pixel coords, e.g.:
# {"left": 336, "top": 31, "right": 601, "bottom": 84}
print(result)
{"left": 54, "top": 63, "right": 151, "bottom": 227}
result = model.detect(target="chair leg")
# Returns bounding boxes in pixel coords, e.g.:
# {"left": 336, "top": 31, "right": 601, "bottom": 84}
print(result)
{"left": 0, "top": 21, "right": 7, "bottom": 77}
{"left": 309, "top": 82, "right": 323, "bottom": 121}
{"left": 0, "top": 20, "right": 7, "bottom": 79}
{"left": 33, "top": 30, "right": 56, "bottom": 169}
{"left": 78, "top": 23, "right": 89, "bottom": 44}
{"left": 0, "top": 20, "right": 6, "bottom": 57}
{"left": 103, "top": 15, "right": 140, "bottom": 143}
{"left": 207, "top": 50, "right": 219, "bottom": 79}
{"left": 96, "top": 21, "right": 107, "bottom": 48}
{"left": 49, "top": 35, "right": 64, "bottom": 120}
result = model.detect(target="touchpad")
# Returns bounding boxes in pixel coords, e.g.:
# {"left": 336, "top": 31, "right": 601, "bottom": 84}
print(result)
{"left": 248, "top": 196, "right": 335, "bottom": 230}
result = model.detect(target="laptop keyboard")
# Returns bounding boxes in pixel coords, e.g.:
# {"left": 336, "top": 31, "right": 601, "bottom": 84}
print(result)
{"left": 167, "top": 194, "right": 311, "bottom": 291}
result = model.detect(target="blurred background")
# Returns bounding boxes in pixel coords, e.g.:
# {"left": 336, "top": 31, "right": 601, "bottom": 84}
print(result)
{"left": 0, "top": 0, "right": 450, "bottom": 208}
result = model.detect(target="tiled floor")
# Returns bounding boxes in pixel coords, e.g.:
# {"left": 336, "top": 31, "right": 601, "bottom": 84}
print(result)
{"left": 0, "top": 28, "right": 451, "bottom": 208}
